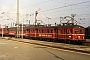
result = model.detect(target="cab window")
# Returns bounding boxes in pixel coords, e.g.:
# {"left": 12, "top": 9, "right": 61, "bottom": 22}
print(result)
{"left": 59, "top": 30, "right": 62, "bottom": 34}
{"left": 80, "top": 30, "right": 84, "bottom": 34}
{"left": 75, "top": 30, "right": 79, "bottom": 34}
{"left": 70, "top": 29, "right": 72, "bottom": 34}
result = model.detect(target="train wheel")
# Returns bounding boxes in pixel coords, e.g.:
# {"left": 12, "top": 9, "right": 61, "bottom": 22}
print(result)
{"left": 78, "top": 41, "right": 83, "bottom": 45}
{"left": 66, "top": 40, "right": 70, "bottom": 44}
{"left": 68, "top": 40, "right": 70, "bottom": 44}
{"left": 70, "top": 40, "right": 74, "bottom": 44}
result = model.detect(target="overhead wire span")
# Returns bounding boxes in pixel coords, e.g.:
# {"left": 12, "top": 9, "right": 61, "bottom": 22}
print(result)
{"left": 21, "top": 0, "right": 53, "bottom": 9}
{"left": 51, "top": 0, "right": 68, "bottom": 5}
{"left": 40, "top": 0, "right": 90, "bottom": 13}
{"left": 39, "top": 4, "right": 90, "bottom": 15}
{"left": 6, "top": 0, "right": 16, "bottom": 13}
{"left": 2, "top": 0, "right": 52, "bottom": 14}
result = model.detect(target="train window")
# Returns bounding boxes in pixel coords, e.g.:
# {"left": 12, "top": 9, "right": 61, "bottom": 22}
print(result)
{"left": 47, "top": 29, "right": 49, "bottom": 33}
{"left": 59, "top": 30, "right": 62, "bottom": 34}
{"left": 31, "top": 30, "right": 33, "bottom": 33}
{"left": 47, "top": 29, "right": 52, "bottom": 33}
{"left": 75, "top": 30, "right": 79, "bottom": 34}
{"left": 80, "top": 30, "right": 84, "bottom": 34}
{"left": 51, "top": 30, "right": 53, "bottom": 33}
{"left": 49, "top": 30, "right": 52, "bottom": 33}
{"left": 70, "top": 29, "right": 72, "bottom": 34}
{"left": 67, "top": 29, "right": 69, "bottom": 34}
{"left": 30, "top": 30, "right": 31, "bottom": 33}
{"left": 42, "top": 30, "right": 43, "bottom": 33}
{"left": 29, "top": 30, "right": 30, "bottom": 33}
{"left": 38, "top": 30, "right": 40, "bottom": 33}
{"left": 31, "top": 30, "right": 32, "bottom": 33}
{"left": 64, "top": 29, "right": 67, "bottom": 34}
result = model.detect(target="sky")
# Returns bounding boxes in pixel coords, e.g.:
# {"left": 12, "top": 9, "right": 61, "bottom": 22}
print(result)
{"left": 0, "top": 0, "right": 90, "bottom": 27}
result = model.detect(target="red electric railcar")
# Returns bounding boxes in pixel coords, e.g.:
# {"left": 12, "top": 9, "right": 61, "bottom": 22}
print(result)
{"left": 25, "top": 24, "right": 85, "bottom": 43}
{"left": 0, "top": 28, "right": 9, "bottom": 36}
{"left": 0, "top": 23, "right": 85, "bottom": 43}
{"left": 57, "top": 24, "right": 85, "bottom": 43}
{"left": 8, "top": 27, "right": 17, "bottom": 37}
{"left": 37, "top": 27, "right": 57, "bottom": 41}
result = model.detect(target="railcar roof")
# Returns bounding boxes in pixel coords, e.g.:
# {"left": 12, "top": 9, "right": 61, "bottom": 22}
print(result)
{"left": 26, "top": 25, "right": 84, "bottom": 29}
{"left": 0, "top": 24, "right": 84, "bottom": 30}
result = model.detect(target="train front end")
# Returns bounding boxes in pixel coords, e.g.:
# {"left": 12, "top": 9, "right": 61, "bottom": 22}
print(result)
{"left": 72, "top": 25, "right": 85, "bottom": 42}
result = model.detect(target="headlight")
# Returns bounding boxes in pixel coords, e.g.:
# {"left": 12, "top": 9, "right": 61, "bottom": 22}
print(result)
{"left": 78, "top": 36, "right": 80, "bottom": 39}
{"left": 69, "top": 36, "right": 71, "bottom": 38}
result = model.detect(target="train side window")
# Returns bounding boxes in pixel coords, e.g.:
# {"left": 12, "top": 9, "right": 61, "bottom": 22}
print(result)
{"left": 49, "top": 30, "right": 50, "bottom": 33}
{"left": 51, "top": 30, "right": 52, "bottom": 33}
{"left": 50, "top": 30, "right": 52, "bottom": 33}
{"left": 42, "top": 30, "right": 43, "bottom": 33}
{"left": 64, "top": 29, "right": 65, "bottom": 34}
{"left": 75, "top": 30, "right": 79, "bottom": 34}
{"left": 38, "top": 30, "right": 40, "bottom": 33}
{"left": 31, "top": 30, "right": 33, "bottom": 33}
{"left": 29, "top": 30, "right": 30, "bottom": 33}
{"left": 30, "top": 30, "right": 32, "bottom": 33}
{"left": 30, "top": 30, "right": 31, "bottom": 33}
{"left": 70, "top": 29, "right": 72, "bottom": 34}
{"left": 59, "top": 30, "right": 62, "bottom": 34}
{"left": 64, "top": 29, "right": 67, "bottom": 34}
{"left": 80, "top": 30, "right": 83, "bottom": 34}
{"left": 47, "top": 29, "right": 49, "bottom": 33}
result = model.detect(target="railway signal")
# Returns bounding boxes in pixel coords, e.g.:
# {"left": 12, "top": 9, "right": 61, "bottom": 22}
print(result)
{"left": 35, "top": 8, "right": 41, "bottom": 26}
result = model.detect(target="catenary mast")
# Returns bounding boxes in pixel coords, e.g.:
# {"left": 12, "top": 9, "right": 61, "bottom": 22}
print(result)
{"left": 17, "top": 0, "right": 19, "bottom": 38}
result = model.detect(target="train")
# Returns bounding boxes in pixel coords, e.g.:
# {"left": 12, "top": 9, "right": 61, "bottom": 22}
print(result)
{"left": 0, "top": 23, "right": 86, "bottom": 44}
{"left": 85, "top": 26, "right": 90, "bottom": 39}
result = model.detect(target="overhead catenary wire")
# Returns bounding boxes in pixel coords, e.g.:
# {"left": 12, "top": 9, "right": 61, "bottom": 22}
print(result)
{"left": 6, "top": 0, "right": 16, "bottom": 13}
{"left": 8, "top": 4, "right": 90, "bottom": 16}
{"left": 21, "top": 0, "right": 53, "bottom": 9}
{"left": 1, "top": 0, "right": 90, "bottom": 27}
{"left": 20, "top": 0, "right": 90, "bottom": 21}
{"left": 40, "top": 0, "right": 90, "bottom": 13}
{"left": 39, "top": 4, "right": 90, "bottom": 15}
{"left": 50, "top": 0, "right": 68, "bottom": 4}
{"left": 3, "top": 0, "right": 90, "bottom": 17}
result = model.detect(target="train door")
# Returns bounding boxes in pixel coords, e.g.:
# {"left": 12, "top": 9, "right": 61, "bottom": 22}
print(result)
{"left": 64, "top": 29, "right": 67, "bottom": 39}
{"left": 58, "top": 29, "right": 63, "bottom": 39}
{"left": 36, "top": 28, "right": 38, "bottom": 38}
{"left": 28, "top": 29, "right": 30, "bottom": 38}
{"left": 54, "top": 28, "right": 58, "bottom": 40}
{"left": 25, "top": 29, "right": 30, "bottom": 38}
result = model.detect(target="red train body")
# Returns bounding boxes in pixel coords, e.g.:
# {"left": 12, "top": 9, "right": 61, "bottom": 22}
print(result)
{"left": 25, "top": 24, "right": 85, "bottom": 43}
{"left": 0, "top": 24, "right": 85, "bottom": 43}
{"left": 8, "top": 27, "right": 17, "bottom": 37}
{"left": 0, "top": 28, "right": 9, "bottom": 36}
{"left": 57, "top": 25, "right": 85, "bottom": 41}
{"left": 37, "top": 27, "right": 56, "bottom": 39}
